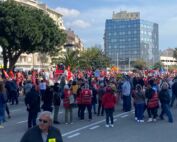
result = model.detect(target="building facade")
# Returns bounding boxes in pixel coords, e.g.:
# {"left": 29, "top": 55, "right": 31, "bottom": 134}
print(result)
{"left": 64, "top": 29, "right": 84, "bottom": 51}
{"left": 104, "top": 11, "right": 159, "bottom": 70}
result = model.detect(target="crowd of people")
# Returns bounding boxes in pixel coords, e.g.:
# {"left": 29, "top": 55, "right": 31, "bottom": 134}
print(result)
{"left": 0, "top": 68, "right": 177, "bottom": 130}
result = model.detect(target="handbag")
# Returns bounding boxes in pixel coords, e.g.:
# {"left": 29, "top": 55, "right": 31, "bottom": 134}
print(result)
{"left": 69, "top": 95, "right": 75, "bottom": 104}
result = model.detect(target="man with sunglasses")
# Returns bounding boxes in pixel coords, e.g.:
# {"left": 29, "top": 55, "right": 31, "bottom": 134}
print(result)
{"left": 20, "top": 111, "right": 63, "bottom": 142}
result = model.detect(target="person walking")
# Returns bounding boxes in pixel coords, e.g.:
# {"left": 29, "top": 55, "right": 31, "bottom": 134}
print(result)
{"left": 102, "top": 86, "right": 116, "bottom": 128}
{"left": 25, "top": 86, "right": 40, "bottom": 128}
{"left": 159, "top": 82, "right": 173, "bottom": 123}
{"left": 20, "top": 111, "right": 63, "bottom": 142}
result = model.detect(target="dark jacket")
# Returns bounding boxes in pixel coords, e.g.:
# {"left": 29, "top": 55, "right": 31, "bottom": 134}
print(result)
{"left": 42, "top": 87, "right": 53, "bottom": 111}
{"left": 53, "top": 91, "right": 61, "bottom": 106}
{"left": 172, "top": 81, "right": 177, "bottom": 96}
{"left": 20, "top": 126, "right": 63, "bottom": 142}
{"left": 159, "top": 89, "right": 171, "bottom": 104}
{"left": 25, "top": 88, "right": 40, "bottom": 113}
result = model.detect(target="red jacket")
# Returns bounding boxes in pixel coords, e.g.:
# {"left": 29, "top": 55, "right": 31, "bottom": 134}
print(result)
{"left": 102, "top": 93, "right": 116, "bottom": 109}
{"left": 147, "top": 92, "right": 159, "bottom": 109}
{"left": 63, "top": 89, "right": 71, "bottom": 108}
{"left": 81, "top": 89, "right": 92, "bottom": 105}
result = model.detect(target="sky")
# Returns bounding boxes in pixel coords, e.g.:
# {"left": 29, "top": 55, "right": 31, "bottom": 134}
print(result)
{"left": 41, "top": 0, "right": 177, "bottom": 50}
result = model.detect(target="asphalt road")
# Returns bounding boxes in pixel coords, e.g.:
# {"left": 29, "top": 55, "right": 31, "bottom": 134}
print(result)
{"left": 1, "top": 97, "right": 177, "bottom": 142}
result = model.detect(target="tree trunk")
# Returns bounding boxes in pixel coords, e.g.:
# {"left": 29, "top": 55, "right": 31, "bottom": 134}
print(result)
{"left": 8, "top": 52, "right": 22, "bottom": 70}
{"left": 2, "top": 47, "right": 8, "bottom": 70}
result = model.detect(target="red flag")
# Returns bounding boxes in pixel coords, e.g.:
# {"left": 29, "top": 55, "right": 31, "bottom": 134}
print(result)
{"left": 3, "top": 70, "right": 9, "bottom": 79}
{"left": 9, "top": 70, "right": 15, "bottom": 79}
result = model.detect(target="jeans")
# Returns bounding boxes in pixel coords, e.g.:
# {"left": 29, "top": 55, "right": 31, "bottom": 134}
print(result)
{"left": 160, "top": 103, "right": 173, "bottom": 122}
{"left": 170, "top": 93, "right": 176, "bottom": 107}
{"left": 105, "top": 108, "right": 114, "bottom": 125}
{"left": 0, "top": 105, "right": 5, "bottom": 124}
{"left": 53, "top": 106, "right": 60, "bottom": 122}
{"left": 147, "top": 108, "right": 158, "bottom": 119}
{"left": 123, "top": 95, "right": 131, "bottom": 112}
{"left": 11, "top": 91, "right": 18, "bottom": 105}
{"left": 80, "top": 104, "right": 92, "bottom": 120}
{"left": 97, "top": 100, "right": 104, "bottom": 116}
{"left": 92, "top": 103, "right": 96, "bottom": 114}
{"left": 135, "top": 103, "right": 145, "bottom": 120}
{"left": 65, "top": 107, "right": 73, "bottom": 123}
{"left": 77, "top": 104, "right": 82, "bottom": 118}
{"left": 28, "top": 111, "right": 37, "bottom": 128}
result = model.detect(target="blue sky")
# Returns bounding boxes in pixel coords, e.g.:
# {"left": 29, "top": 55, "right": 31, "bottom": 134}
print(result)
{"left": 41, "top": 0, "right": 177, "bottom": 50}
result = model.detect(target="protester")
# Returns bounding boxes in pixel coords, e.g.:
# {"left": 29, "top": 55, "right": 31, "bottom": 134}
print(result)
{"left": 122, "top": 76, "right": 131, "bottom": 112}
{"left": 102, "top": 86, "right": 116, "bottom": 127}
{"left": 97, "top": 83, "right": 105, "bottom": 116}
{"left": 159, "top": 82, "right": 173, "bottom": 123}
{"left": 53, "top": 83, "right": 61, "bottom": 124}
{"left": 133, "top": 84, "right": 146, "bottom": 122}
{"left": 20, "top": 111, "right": 63, "bottom": 142}
{"left": 41, "top": 86, "right": 53, "bottom": 112}
{"left": 25, "top": 86, "right": 40, "bottom": 128}
{"left": 146, "top": 81, "right": 159, "bottom": 122}
{"left": 63, "top": 85, "right": 73, "bottom": 124}
{"left": 80, "top": 83, "right": 92, "bottom": 120}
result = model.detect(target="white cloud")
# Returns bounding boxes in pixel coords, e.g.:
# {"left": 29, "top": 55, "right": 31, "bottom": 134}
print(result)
{"left": 69, "top": 20, "right": 91, "bottom": 29}
{"left": 57, "top": 3, "right": 177, "bottom": 49}
{"left": 55, "top": 7, "right": 80, "bottom": 17}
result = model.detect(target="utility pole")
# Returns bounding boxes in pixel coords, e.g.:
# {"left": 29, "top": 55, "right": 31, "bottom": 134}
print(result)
{"left": 117, "top": 52, "right": 119, "bottom": 68}
{"left": 128, "top": 58, "right": 130, "bottom": 72}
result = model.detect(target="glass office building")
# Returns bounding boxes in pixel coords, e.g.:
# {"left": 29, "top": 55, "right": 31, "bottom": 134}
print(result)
{"left": 104, "top": 11, "right": 159, "bottom": 70}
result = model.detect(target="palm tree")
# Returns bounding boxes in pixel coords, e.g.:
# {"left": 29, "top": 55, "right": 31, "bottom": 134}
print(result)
{"left": 52, "top": 48, "right": 80, "bottom": 71}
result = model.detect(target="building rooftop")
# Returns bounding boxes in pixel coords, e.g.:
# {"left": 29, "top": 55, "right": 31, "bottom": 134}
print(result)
{"left": 112, "top": 11, "right": 140, "bottom": 20}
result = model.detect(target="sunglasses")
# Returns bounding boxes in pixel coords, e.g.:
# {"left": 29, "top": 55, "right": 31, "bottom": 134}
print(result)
{"left": 38, "top": 119, "right": 48, "bottom": 124}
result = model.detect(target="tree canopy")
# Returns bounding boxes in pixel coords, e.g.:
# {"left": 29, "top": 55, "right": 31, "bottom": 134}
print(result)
{"left": 132, "top": 59, "right": 147, "bottom": 70}
{"left": 52, "top": 47, "right": 111, "bottom": 71}
{"left": 0, "top": 1, "right": 66, "bottom": 69}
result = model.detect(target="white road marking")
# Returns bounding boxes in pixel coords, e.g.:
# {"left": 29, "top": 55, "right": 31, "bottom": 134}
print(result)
{"left": 89, "top": 125, "right": 100, "bottom": 130}
{"left": 62, "top": 111, "right": 133, "bottom": 137}
{"left": 67, "top": 133, "right": 80, "bottom": 139}
{"left": 11, "top": 109, "right": 21, "bottom": 112}
{"left": 16, "top": 120, "right": 27, "bottom": 124}
{"left": 114, "top": 119, "right": 118, "bottom": 122}
{"left": 121, "top": 114, "right": 128, "bottom": 118}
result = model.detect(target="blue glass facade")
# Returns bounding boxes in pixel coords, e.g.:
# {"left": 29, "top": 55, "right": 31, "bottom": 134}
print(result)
{"left": 104, "top": 19, "right": 159, "bottom": 69}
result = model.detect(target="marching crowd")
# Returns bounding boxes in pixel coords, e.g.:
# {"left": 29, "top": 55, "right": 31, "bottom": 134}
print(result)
{"left": 0, "top": 69, "right": 177, "bottom": 130}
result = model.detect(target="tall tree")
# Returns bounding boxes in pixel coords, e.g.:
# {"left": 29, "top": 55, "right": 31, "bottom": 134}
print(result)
{"left": 79, "top": 47, "right": 111, "bottom": 69}
{"left": 153, "top": 62, "right": 164, "bottom": 70}
{"left": 173, "top": 48, "right": 177, "bottom": 60}
{"left": 132, "top": 59, "right": 147, "bottom": 70}
{"left": 0, "top": 1, "right": 66, "bottom": 69}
